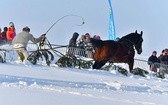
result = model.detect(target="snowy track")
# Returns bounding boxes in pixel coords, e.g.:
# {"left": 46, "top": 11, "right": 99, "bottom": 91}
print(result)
{"left": 0, "top": 62, "right": 168, "bottom": 105}
{"left": 0, "top": 73, "right": 168, "bottom": 95}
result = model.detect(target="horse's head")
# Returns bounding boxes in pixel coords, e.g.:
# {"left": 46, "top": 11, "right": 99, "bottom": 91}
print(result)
{"left": 131, "top": 30, "right": 143, "bottom": 54}
{"left": 119, "top": 30, "right": 143, "bottom": 54}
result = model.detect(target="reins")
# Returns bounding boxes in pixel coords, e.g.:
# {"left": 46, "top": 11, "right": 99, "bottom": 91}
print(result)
{"left": 38, "top": 38, "right": 66, "bottom": 57}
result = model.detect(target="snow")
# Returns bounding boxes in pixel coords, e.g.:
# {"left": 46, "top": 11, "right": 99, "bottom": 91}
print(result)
{"left": 0, "top": 59, "right": 168, "bottom": 105}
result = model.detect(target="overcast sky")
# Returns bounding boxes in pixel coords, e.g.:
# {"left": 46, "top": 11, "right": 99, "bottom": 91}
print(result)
{"left": 1, "top": 0, "right": 168, "bottom": 56}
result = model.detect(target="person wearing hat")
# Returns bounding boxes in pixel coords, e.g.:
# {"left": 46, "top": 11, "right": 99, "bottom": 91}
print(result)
{"left": 1, "top": 27, "right": 8, "bottom": 43}
{"left": 0, "top": 28, "right": 3, "bottom": 44}
{"left": 84, "top": 33, "right": 93, "bottom": 58}
{"left": 6, "top": 22, "right": 16, "bottom": 42}
{"left": 67, "top": 32, "right": 79, "bottom": 55}
{"left": 68, "top": 32, "right": 79, "bottom": 47}
{"left": 12, "top": 26, "right": 46, "bottom": 63}
{"left": 158, "top": 49, "right": 168, "bottom": 71}
{"left": 148, "top": 51, "right": 159, "bottom": 72}
{"left": 93, "top": 35, "right": 101, "bottom": 40}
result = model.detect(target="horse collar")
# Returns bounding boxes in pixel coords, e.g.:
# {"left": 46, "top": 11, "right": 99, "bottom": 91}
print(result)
{"left": 121, "top": 39, "right": 135, "bottom": 54}
{"left": 124, "top": 39, "right": 135, "bottom": 45}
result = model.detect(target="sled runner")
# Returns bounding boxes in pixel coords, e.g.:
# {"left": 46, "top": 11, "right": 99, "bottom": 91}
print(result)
{"left": 56, "top": 47, "right": 94, "bottom": 69}
{"left": 0, "top": 49, "right": 6, "bottom": 63}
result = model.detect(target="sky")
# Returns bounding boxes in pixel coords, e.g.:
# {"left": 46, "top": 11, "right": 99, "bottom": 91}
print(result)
{"left": 1, "top": 0, "right": 168, "bottom": 56}
{"left": 0, "top": 57, "right": 168, "bottom": 105}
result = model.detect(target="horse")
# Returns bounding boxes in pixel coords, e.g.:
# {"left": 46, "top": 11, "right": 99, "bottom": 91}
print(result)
{"left": 85, "top": 30, "right": 143, "bottom": 72}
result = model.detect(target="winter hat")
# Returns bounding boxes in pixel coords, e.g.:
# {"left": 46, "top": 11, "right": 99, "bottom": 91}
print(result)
{"left": 72, "top": 32, "right": 79, "bottom": 39}
{"left": 9, "top": 22, "right": 14, "bottom": 27}
{"left": 23, "top": 26, "right": 30, "bottom": 32}
{"left": 85, "top": 33, "right": 90, "bottom": 38}
{"left": 4, "top": 27, "right": 8, "bottom": 31}
{"left": 152, "top": 51, "right": 157, "bottom": 53}
{"left": 94, "top": 35, "right": 100, "bottom": 40}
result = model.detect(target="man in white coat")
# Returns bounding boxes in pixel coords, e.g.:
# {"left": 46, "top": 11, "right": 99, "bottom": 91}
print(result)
{"left": 12, "top": 26, "right": 45, "bottom": 63}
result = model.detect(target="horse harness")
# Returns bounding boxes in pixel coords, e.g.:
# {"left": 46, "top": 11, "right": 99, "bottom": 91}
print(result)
{"left": 119, "top": 38, "right": 135, "bottom": 55}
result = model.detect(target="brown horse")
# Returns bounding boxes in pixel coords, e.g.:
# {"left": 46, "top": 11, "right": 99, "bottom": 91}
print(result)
{"left": 86, "top": 30, "right": 143, "bottom": 72}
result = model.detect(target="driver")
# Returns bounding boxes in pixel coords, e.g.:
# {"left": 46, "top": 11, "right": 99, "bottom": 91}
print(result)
{"left": 12, "top": 26, "right": 45, "bottom": 63}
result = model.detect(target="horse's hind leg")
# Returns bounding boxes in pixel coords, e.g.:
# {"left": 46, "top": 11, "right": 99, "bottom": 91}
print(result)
{"left": 93, "top": 62, "right": 97, "bottom": 69}
{"left": 128, "top": 60, "right": 134, "bottom": 72}
{"left": 93, "top": 60, "right": 107, "bottom": 69}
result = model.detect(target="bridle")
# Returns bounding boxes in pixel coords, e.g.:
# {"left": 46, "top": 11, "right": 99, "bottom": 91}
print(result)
{"left": 119, "top": 37, "right": 142, "bottom": 54}
{"left": 134, "top": 38, "right": 143, "bottom": 51}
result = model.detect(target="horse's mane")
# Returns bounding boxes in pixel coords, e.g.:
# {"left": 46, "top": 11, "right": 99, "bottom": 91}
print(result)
{"left": 90, "top": 38, "right": 116, "bottom": 48}
{"left": 119, "top": 33, "right": 135, "bottom": 40}
{"left": 90, "top": 38, "right": 104, "bottom": 47}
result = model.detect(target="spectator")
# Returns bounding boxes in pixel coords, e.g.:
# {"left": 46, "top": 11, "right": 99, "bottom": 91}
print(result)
{"left": 93, "top": 35, "right": 101, "bottom": 40}
{"left": 77, "top": 35, "right": 86, "bottom": 49}
{"left": 158, "top": 49, "right": 164, "bottom": 63}
{"left": 1, "top": 27, "right": 8, "bottom": 43}
{"left": 7, "top": 22, "right": 16, "bottom": 43}
{"left": 76, "top": 35, "right": 88, "bottom": 56}
{"left": 115, "top": 37, "right": 120, "bottom": 41}
{"left": 67, "top": 32, "right": 79, "bottom": 55}
{"left": 148, "top": 51, "right": 159, "bottom": 72}
{"left": 68, "top": 32, "right": 79, "bottom": 47}
{"left": 159, "top": 49, "right": 168, "bottom": 71}
{"left": 85, "top": 33, "right": 93, "bottom": 58}
{"left": 0, "top": 28, "right": 3, "bottom": 44}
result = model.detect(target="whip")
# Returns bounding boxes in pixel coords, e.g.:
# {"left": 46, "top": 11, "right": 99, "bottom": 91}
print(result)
{"left": 45, "top": 14, "right": 85, "bottom": 35}
{"left": 40, "top": 14, "right": 85, "bottom": 57}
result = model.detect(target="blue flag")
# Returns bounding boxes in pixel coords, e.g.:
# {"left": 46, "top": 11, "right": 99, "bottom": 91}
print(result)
{"left": 108, "top": 0, "right": 116, "bottom": 40}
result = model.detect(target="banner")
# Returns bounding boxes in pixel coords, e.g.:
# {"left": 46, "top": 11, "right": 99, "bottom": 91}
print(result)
{"left": 108, "top": 0, "right": 116, "bottom": 40}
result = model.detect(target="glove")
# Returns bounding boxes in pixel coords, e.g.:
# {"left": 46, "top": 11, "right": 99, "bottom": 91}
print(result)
{"left": 41, "top": 34, "right": 46, "bottom": 38}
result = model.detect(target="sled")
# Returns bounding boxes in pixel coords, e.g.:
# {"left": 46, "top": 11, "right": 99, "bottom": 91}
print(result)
{"left": 56, "top": 47, "right": 94, "bottom": 69}
{"left": 0, "top": 41, "right": 94, "bottom": 68}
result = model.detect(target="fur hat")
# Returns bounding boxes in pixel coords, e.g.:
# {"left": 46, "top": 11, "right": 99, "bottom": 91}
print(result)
{"left": 9, "top": 22, "right": 14, "bottom": 27}
{"left": 23, "top": 26, "right": 30, "bottom": 32}
{"left": 93, "top": 35, "right": 100, "bottom": 40}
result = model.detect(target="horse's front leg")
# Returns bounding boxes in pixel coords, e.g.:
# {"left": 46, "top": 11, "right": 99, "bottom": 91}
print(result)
{"left": 93, "top": 61, "right": 98, "bottom": 69}
{"left": 93, "top": 60, "right": 107, "bottom": 69}
{"left": 128, "top": 59, "right": 134, "bottom": 72}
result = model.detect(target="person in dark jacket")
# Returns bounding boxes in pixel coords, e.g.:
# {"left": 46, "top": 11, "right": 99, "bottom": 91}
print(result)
{"left": 1, "top": 27, "right": 8, "bottom": 43}
{"left": 159, "top": 49, "right": 168, "bottom": 64}
{"left": 67, "top": 32, "right": 79, "bottom": 55}
{"left": 68, "top": 32, "right": 79, "bottom": 47}
{"left": 158, "top": 49, "right": 168, "bottom": 71}
{"left": 158, "top": 49, "right": 164, "bottom": 63}
{"left": 0, "top": 28, "right": 3, "bottom": 44}
{"left": 148, "top": 51, "right": 159, "bottom": 72}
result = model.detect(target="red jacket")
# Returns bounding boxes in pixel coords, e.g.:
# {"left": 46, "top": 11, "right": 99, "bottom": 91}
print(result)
{"left": 0, "top": 33, "right": 3, "bottom": 39}
{"left": 7, "top": 26, "right": 16, "bottom": 41}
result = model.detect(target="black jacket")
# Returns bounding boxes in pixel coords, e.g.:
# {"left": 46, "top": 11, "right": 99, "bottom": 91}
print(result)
{"left": 1, "top": 27, "right": 8, "bottom": 41}
{"left": 68, "top": 32, "right": 79, "bottom": 47}
{"left": 148, "top": 55, "right": 158, "bottom": 65}
{"left": 159, "top": 55, "right": 168, "bottom": 65}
